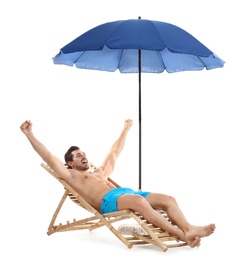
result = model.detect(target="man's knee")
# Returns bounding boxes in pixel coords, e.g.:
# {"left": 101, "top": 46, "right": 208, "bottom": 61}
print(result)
{"left": 156, "top": 194, "right": 178, "bottom": 208}
{"left": 164, "top": 195, "right": 177, "bottom": 205}
{"left": 130, "top": 195, "right": 149, "bottom": 210}
{"left": 169, "top": 195, "right": 176, "bottom": 202}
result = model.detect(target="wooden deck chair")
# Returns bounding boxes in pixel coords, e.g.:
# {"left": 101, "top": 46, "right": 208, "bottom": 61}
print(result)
{"left": 41, "top": 162, "right": 188, "bottom": 252}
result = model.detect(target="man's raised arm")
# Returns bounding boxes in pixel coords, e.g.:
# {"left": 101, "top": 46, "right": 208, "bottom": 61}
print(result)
{"left": 99, "top": 119, "right": 133, "bottom": 177}
{"left": 20, "top": 120, "right": 70, "bottom": 180}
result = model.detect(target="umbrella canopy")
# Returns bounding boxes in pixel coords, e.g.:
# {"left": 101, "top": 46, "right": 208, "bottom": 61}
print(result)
{"left": 53, "top": 18, "right": 224, "bottom": 72}
{"left": 53, "top": 18, "right": 225, "bottom": 189}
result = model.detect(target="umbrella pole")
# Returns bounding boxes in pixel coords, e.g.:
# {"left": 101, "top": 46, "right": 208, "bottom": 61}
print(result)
{"left": 138, "top": 49, "right": 142, "bottom": 190}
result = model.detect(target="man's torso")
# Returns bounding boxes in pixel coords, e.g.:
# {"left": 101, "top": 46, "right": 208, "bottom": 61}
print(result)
{"left": 66, "top": 169, "right": 116, "bottom": 210}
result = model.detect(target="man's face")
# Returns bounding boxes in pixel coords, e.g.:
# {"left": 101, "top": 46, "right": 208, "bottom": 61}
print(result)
{"left": 70, "top": 149, "right": 89, "bottom": 170}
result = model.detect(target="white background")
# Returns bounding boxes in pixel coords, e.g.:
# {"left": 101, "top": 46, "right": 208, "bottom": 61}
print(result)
{"left": 1, "top": 1, "right": 249, "bottom": 259}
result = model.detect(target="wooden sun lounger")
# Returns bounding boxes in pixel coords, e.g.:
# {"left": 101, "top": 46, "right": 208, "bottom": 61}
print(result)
{"left": 41, "top": 162, "right": 188, "bottom": 251}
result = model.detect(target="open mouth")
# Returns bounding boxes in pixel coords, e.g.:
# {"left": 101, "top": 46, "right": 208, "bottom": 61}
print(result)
{"left": 81, "top": 159, "right": 87, "bottom": 164}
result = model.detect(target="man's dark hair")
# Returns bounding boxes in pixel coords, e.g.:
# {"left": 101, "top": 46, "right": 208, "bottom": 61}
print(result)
{"left": 64, "top": 146, "right": 80, "bottom": 169}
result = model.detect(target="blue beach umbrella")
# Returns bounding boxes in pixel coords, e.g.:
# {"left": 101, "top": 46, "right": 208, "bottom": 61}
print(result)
{"left": 53, "top": 17, "right": 225, "bottom": 190}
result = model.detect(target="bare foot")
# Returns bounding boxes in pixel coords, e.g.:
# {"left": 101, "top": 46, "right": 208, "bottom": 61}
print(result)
{"left": 191, "top": 236, "right": 201, "bottom": 248}
{"left": 178, "top": 234, "right": 201, "bottom": 248}
{"left": 185, "top": 224, "right": 215, "bottom": 247}
{"left": 175, "top": 229, "right": 201, "bottom": 248}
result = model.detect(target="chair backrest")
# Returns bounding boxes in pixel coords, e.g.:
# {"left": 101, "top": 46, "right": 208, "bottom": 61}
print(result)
{"left": 41, "top": 162, "right": 120, "bottom": 211}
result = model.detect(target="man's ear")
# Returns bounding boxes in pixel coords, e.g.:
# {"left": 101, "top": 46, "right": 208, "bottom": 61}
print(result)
{"left": 67, "top": 161, "right": 74, "bottom": 168}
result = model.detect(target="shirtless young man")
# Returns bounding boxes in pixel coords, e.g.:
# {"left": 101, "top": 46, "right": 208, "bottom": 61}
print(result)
{"left": 20, "top": 119, "right": 215, "bottom": 248}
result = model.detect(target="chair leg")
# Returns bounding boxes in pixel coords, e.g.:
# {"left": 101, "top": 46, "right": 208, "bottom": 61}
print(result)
{"left": 47, "top": 190, "right": 68, "bottom": 235}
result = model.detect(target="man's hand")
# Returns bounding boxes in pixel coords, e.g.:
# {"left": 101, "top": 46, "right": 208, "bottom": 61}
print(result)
{"left": 20, "top": 120, "right": 32, "bottom": 135}
{"left": 124, "top": 119, "right": 133, "bottom": 131}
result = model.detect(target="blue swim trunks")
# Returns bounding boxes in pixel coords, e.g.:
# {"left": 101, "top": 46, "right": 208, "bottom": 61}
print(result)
{"left": 100, "top": 187, "right": 150, "bottom": 214}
